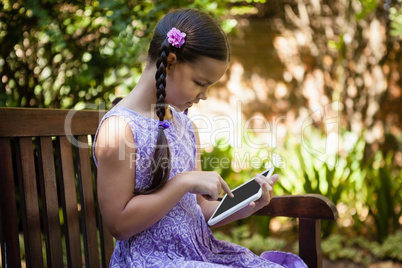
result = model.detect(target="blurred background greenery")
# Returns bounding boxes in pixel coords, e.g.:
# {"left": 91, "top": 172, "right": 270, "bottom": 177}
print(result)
{"left": 1, "top": 0, "right": 401, "bottom": 266}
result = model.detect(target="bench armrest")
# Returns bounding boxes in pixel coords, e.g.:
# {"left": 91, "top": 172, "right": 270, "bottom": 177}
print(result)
{"left": 253, "top": 194, "right": 338, "bottom": 220}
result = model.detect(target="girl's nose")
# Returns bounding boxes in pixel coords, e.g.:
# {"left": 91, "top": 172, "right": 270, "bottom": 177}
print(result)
{"left": 198, "top": 91, "right": 207, "bottom": 101}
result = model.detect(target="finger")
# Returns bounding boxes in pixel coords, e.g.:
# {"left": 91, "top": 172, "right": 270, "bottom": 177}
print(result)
{"left": 256, "top": 174, "right": 272, "bottom": 184}
{"left": 270, "top": 174, "right": 279, "bottom": 184}
{"left": 267, "top": 183, "right": 274, "bottom": 204}
{"left": 255, "top": 177, "right": 268, "bottom": 196}
{"left": 220, "top": 177, "right": 234, "bottom": 198}
{"left": 262, "top": 183, "right": 272, "bottom": 200}
{"left": 267, "top": 183, "right": 273, "bottom": 191}
{"left": 267, "top": 184, "right": 273, "bottom": 200}
{"left": 255, "top": 177, "right": 272, "bottom": 206}
{"left": 255, "top": 176, "right": 268, "bottom": 188}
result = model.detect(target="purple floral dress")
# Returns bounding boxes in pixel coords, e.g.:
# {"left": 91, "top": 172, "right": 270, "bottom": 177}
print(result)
{"left": 94, "top": 106, "right": 307, "bottom": 268}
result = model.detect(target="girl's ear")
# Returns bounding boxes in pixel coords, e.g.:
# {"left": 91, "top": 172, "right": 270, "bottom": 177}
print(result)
{"left": 166, "top": 53, "right": 177, "bottom": 73}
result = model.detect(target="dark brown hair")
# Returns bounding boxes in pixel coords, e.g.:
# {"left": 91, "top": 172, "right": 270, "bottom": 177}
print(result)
{"left": 136, "top": 9, "right": 230, "bottom": 195}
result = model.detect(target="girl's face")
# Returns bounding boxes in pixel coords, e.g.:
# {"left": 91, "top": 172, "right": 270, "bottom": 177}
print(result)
{"left": 164, "top": 56, "right": 228, "bottom": 111}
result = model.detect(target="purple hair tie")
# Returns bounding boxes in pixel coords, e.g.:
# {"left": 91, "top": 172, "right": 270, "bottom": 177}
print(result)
{"left": 158, "top": 121, "right": 169, "bottom": 130}
{"left": 167, "top": 27, "right": 186, "bottom": 48}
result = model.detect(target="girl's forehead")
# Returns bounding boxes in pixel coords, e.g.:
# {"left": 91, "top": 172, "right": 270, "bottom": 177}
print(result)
{"left": 188, "top": 57, "right": 228, "bottom": 83}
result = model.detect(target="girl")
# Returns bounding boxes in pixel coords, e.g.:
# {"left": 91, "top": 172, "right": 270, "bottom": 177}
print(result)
{"left": 94, "top": 8, "right": 306, "bottom": 268}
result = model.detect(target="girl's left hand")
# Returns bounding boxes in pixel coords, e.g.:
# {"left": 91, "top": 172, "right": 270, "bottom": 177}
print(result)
{"left": 234, "top": 174, "right": 279, "bottom": 219}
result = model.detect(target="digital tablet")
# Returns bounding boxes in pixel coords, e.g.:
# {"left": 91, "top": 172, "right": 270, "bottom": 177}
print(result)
{"left": 207, "top": 167, "right": 275, "bottom": 226}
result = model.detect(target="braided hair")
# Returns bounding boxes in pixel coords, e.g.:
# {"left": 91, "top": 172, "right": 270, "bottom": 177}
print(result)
{"left": 137, "top": 8, "right": 230, "bottom": 195}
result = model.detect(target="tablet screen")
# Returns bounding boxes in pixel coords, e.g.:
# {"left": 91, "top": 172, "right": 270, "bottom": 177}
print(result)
{"left": 211, "top": 179, "right": 261, "bottom": 219}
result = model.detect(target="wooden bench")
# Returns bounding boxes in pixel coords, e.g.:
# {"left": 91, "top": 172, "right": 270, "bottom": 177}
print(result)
{"left": 0, "top": 107, "right": 338, "bottom": 268}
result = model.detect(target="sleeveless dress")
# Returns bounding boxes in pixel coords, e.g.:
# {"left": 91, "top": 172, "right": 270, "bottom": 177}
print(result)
{"left": 93, "top": 106, "right": 307, "bottom": 268}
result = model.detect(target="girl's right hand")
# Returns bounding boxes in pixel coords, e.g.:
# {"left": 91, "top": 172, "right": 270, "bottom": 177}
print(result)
{"left": 177, "top": 171, "right": 234, "bottom": 201}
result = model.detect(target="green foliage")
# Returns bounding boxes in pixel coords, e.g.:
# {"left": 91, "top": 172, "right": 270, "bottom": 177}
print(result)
{"left": 356, "top": 0, "right": 378, "bottom": 20}
{"left": 363, "top": 150, "right": 402, "bottom": 241}
{"left": 204, "top": 129, "right": 401, "bottom": 246}
{"left": 276, "top": 130, "right": 363, "bottom": 236}
{"left": 1, "top": 0, "right": 154, "bottom": 108}
{"left": 322, "top": 231, "right": 402, "bottom": 264}
{"left": 389, "top": 0, "right": 402, "bottom": 37}
{"left": 0, "top": 0, "right": 267, "bottom": 109}
{"left": 201, "top": 139, "right": 236, "bottom": 181}
{"left": 371, "top": 231, "right": 402, "bottom": 261}
{"left": 322, "top": 234, "right": 375, "bottom": 265}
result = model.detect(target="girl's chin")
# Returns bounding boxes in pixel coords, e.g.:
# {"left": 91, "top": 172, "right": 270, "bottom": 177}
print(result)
{"left": 177, "top": 102, "right": 193, "bottom": 110}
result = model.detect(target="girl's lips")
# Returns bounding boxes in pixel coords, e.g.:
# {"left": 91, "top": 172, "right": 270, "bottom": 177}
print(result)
{"left": 187, "top": 100, "right": 199, "bottom": 107}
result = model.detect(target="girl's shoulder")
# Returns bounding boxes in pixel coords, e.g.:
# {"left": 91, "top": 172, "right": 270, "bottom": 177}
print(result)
{"left": 103, "top": 106, "right": 157, "bottom": 130}
{"left": 106, "top": 106, "right": 151, "bottom": 119}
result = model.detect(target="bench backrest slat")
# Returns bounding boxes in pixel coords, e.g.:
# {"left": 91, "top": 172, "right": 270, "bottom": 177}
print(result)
{"left": 77, "top": 135, "right": 101, "bottom": 268}
{"left": 18, "top": 137, "right": 45, "bottom": 268}
{"left": 57, "top": 136, "right": 83, "bottom": 267}
{"left": 0, "top": 138, "right": 22, "bottom": 268}
{"left": 37, "top": 137, "right": 64, "bottom": 267}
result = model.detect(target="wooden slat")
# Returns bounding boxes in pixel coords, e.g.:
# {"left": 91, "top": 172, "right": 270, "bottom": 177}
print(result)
{"left": 76, "top": 135, "right": 100, "bottom": 268}
{"left": 253, "top": 194, "right": 339, "bottom": 220}
{"left": 0, "top": 138, "right": 22, "bottom": 268}
{"left": 0, "top": 108, "right": 105, "bottom": 137}
{"left": 17, "top": 138, "right": 44, "bottom": 268}
{"left": 37, "top": 137, "right": 63, "bottom": 267}
{"left": 57, "top": 137, "right": 83, "bottom": 268}
{"left": 299, "top": 219, "right": 322, "bottom": 268}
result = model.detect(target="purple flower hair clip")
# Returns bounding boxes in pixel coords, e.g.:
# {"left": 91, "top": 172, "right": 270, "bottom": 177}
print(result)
{"left": 167, "top": 27, "right": 186, "bottom": 48}
{"left": 158, "top": 121, "right": 169, "bottom": 130}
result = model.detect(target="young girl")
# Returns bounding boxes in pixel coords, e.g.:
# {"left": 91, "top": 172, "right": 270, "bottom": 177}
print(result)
{"left": 94, "top": 8, "right": 306, "bottom": 268}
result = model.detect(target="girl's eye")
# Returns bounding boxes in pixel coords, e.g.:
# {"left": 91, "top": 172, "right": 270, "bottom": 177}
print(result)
{"left": 194, "top": 81, "right": 204, "bottom": 87}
